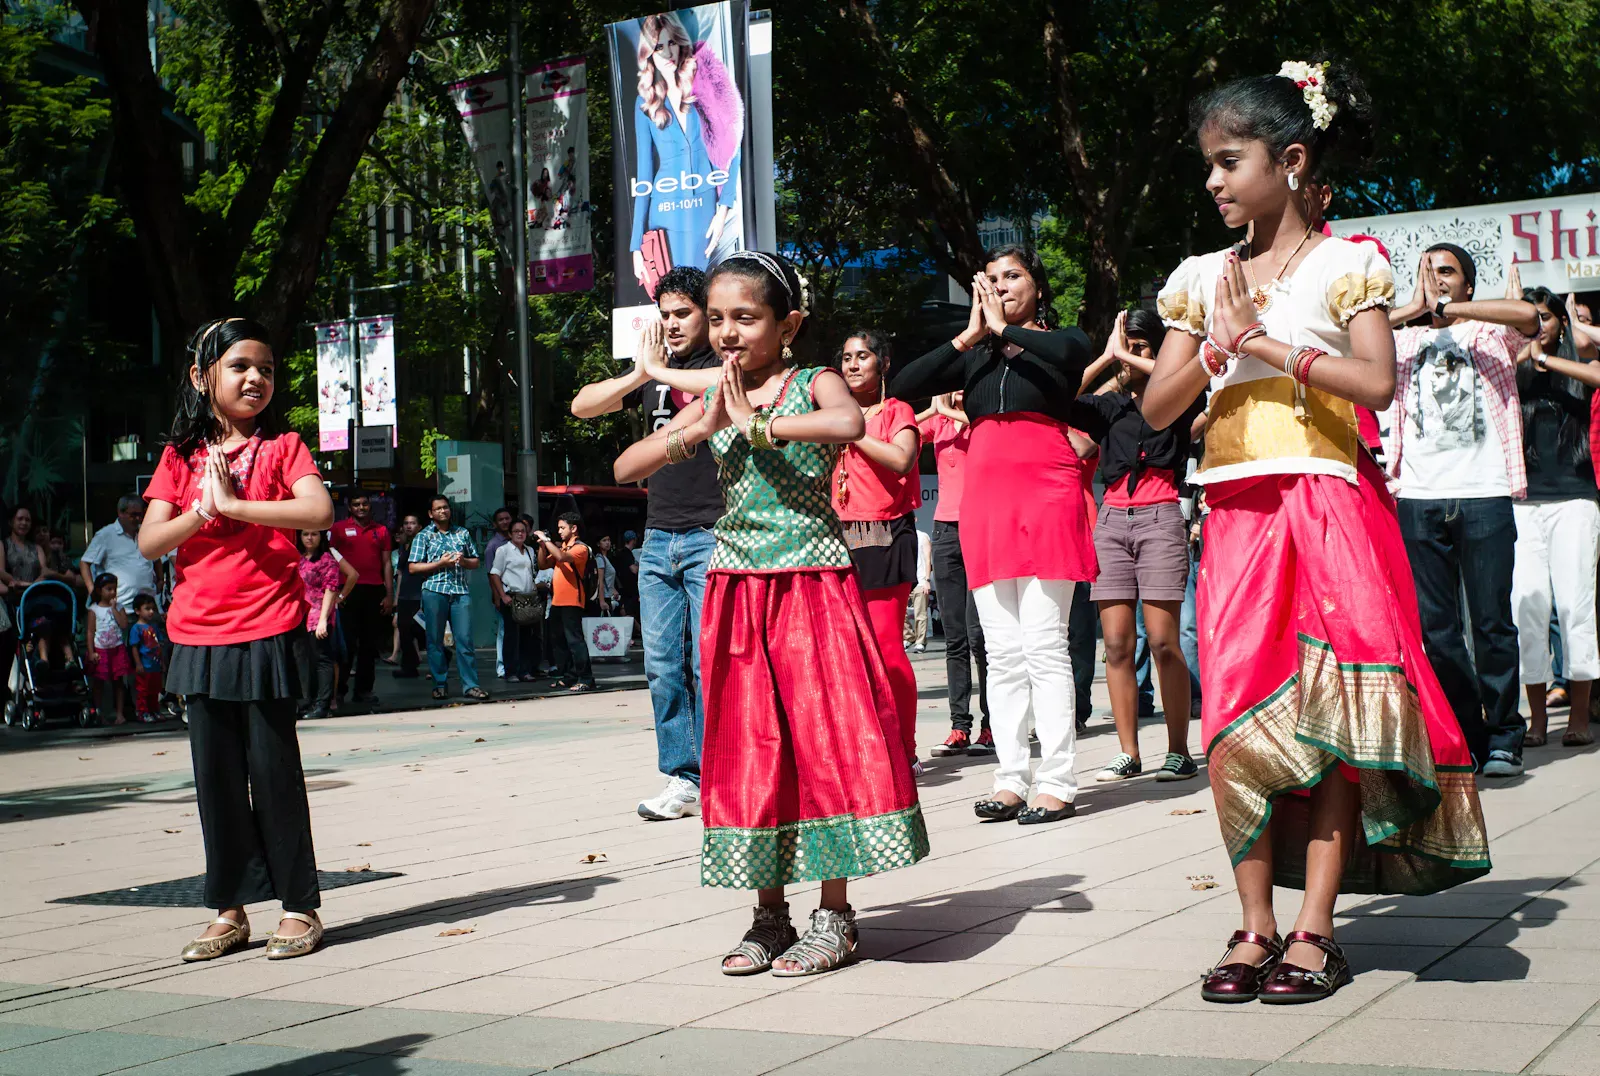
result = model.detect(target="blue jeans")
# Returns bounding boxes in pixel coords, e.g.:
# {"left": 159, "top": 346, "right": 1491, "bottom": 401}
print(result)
{"left": 1134, "top": 605, "right": 1154, "bottom": 716}
{"left": 1180, "top": 522, "right": 1203, "bottom": 702}
{"left": 639, "top": 527, "right": 715, "bottom": 786}
{"left": 1398, "top": 496, "right": 1523, "bottom": 762}
{"left": 421, "top": 590, "right": 480, "bottom": 692}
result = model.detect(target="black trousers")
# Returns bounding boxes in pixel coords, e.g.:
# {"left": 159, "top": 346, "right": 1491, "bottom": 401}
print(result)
{"left": 932, "top": 521, "right": 989, "bottom": 731}
{"left": 340, "top": 583, "right": 386, "bottom": 695}
{"left": 397, "top": 597, "right": 424, "bottom": 675}
{"left": 550, "top": 605, "right": 594, "bottom": 686}
{"left": 1069, "top": 581, "right": 1098, "bottom": 723}
{"left": 500, "top": 604, "right": 540, "bottom": 678}
{"left": 1398, "top": 496, "right": 1525, "bottom": 763}
{"left": 309, "top": 630, "right": 336, "bottom": 707}
{"left": 188, "top": 696, "right": 320, "bottom": 911}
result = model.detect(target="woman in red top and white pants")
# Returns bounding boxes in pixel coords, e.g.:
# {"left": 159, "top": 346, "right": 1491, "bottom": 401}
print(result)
{"left": 140, "top": 318, "right": 334, "bottom": 964}
{"left": 834, "top": 330, "right": 923, "bottom": 769}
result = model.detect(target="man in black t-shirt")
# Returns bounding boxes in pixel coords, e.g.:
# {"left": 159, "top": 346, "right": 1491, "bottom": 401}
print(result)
{"left": 612, "top": 530, "right": 639, "bottom": 616}
{"left": 571, "top": 266, "right": 720, "bottom": 822}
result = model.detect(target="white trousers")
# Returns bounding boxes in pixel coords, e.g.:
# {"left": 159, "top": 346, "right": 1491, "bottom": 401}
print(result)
{"left": 973, "top": 576, "right": 1078, "bottom": 801}
{"left": 1512, "top": 499, "right": 1600, "bottom": 684}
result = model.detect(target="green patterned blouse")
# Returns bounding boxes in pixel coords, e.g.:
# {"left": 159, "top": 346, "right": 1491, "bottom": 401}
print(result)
{"left": 706, "top": 365, "right": 854, "bottom": 572}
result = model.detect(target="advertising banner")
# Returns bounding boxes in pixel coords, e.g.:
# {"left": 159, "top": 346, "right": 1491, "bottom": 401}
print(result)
{"left": 447, "top": 72, "right": 518, "bottom": 260}
{"left": 607, "top": 1, "right": 755, "bottom": 357}
{"left": 1332, "top": 193, "right": 1600, "bottom": 303}
{"left": 314, "top": 321, "right": 353, "bottom": 452}
{"left": 523, "top": 57, "right": 594, "bottom": 294}
{"left": 357, "top": 315, "right": 397, "bottom": 435}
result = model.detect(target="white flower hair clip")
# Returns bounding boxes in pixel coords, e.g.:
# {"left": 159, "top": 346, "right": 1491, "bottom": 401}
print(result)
{"left": 794, "top": 268, "right": 812, "bottom": 319}
{"left": 1277, "top": 60, "right": 1337, "bottom": 131}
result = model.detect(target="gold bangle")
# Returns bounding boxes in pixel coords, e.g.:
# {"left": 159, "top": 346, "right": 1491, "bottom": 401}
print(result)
{"left": 665, "top": 429, "right": 685, "bottom": 464}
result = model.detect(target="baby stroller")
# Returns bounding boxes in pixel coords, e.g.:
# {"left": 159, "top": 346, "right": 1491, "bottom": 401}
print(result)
{"left": 3, "top": 579, "right": 94, "bottom": 731}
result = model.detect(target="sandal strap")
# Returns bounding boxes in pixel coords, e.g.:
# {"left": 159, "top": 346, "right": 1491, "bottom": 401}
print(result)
{"left": 778, "top": 907, "right": 858, "bottom": 974}
{"left": 278, "top": 911, "right": 320, "bottom": 927}
{"left": 1283, "top": 930, "right": 1341, "bottom": 959}
{"left": 212, "top": 915, "right": 246, "bottom": 930}
{"left": 724, "top": 905, "right": 793, "bottom": 964}
{"left": 1227, "top": 930, "right": 1282, "bottom": 954}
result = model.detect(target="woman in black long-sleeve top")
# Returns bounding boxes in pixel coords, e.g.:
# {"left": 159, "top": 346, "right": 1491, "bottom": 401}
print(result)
{"left": 891, "top": 245, "right": 1094, "bottom": 826}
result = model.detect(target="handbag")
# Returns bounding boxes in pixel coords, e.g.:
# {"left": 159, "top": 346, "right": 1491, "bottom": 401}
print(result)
{"left": 510, "top": 592, "right": 542, "bottom": 625}
{"left": 640, "top": 227, "right": 673, "bottom": 298}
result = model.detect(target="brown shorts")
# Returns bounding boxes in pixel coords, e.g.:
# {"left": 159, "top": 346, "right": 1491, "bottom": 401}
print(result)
{"left": 1090, "top": 501, "right": 1190, "bottom": 603}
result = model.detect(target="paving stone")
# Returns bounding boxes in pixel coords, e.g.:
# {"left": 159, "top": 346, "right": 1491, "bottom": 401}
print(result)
{"left": 1422, "top": 948, "right": 1600, "bottom": 984}
{"left": 249, "top": 1006, "right": 498, "bottom": 1054}
{"left": 870, "top": 999, "right": 1129, "bottom": 1050}
{"left": 0, "top": 1024, "right": 78, "bottom": 1052}
{"left": 766, "top": 1037, "right": 1045, "bottom": 1076}
{"left": 1359, "top": 980, "right": 1600, "bottom": 1025}
{"left": 111, "top": 1043, "right": 368, "bottom": 1076}
{"left": 561, "top": 1027, "right": 841, "bottom": 1076}
{"left": 0, "top": 1030, "right": 205, "bottom": 1075}
{"left": 319, "top": 1058, "right": 538, "bottom": 1075}
{"left": 1285, "top": 1016, "right": 1564, "bottom": 1072}
{"left": 1259, "top": 1065, "right": 1506, "bottom": 1076}
{"left": 788, "top": 959, "right": 1026, "bottom": 999}
{"left": 0, "top": 989, "right": 211, "bottom": 1030}
{"left": 112, "top": 998, "right": 358, "bottom": 1043}
{"left": 412, "top": 1015, "right": 663, "bottom": 1069}
{"left": 1533, "top": 1026, "right": 1600, "bottom": 1075}
{"left": 1014, "top": 1053, "right": 1264, "bottom": 1076}
{"left": 693, "top": 990, "right": 935, "bottom": 1037}
{"left": 1069, "top": 1008, "right": 1336, "bottom": 1061}
{"left": 385, "top": 976, "right": 607, "bottom": 1017}
{"left": 539, "top": 982, "right": 751, "bottom": 1026}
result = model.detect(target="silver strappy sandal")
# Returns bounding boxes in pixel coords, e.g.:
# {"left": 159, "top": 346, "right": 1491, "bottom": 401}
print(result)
{"left": 771, "top": 906, "right": 858, "bottom": 977}
{"left": 721, "top": 902, "right": 797, "bottom": 976}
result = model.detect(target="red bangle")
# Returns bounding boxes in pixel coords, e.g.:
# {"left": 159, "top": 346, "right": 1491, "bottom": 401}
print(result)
{"left": 1300, "top": 350, "right": 1323, "bottom": 384}
{"left": 1231, "top": 322, "right": 1265, "bottom": 353}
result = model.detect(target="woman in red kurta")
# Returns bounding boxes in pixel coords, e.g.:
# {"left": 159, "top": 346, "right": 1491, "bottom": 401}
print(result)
{"left": 834, "top": 330, "right": 922, "bottom": 768}
{"left": 140, "top": 317, "right": 335, "bottom": 964}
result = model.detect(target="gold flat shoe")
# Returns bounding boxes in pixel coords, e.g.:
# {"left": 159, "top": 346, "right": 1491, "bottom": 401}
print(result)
{"left": 180, "top": 915, "right": 249, "bottom": 962}
{"left": 265, "top": 911, "right": 323, "bottom": 960}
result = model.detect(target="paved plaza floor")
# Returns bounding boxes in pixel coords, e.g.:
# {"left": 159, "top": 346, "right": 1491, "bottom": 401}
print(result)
{"left": 1, "top": 652, "right": 1598, "bottom": 1076}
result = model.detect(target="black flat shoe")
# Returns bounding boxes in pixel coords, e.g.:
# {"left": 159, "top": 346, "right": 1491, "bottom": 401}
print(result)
{"left": 1017, "top": 803, "right": 1076, "bottom": 825}
{"left": 974, "top": 798, "right": 1025, "bottom": 822}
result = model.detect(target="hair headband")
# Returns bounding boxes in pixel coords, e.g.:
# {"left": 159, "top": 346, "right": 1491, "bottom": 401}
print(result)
{"left": 721, "top": 251, "right": 809, "bottom": 316}
{"left": 190, "top": 317, "right": 245, "bottom": 367}
{"left": 1276, "top": 60, "right": 1336, "bottom": 130}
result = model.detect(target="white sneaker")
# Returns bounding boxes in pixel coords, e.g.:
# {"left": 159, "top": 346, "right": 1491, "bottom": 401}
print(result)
{"left": 911, "top": 760, "right": 926, "bottom": 777}
{"left": 638, "top": 777, "right": 700, "bottom": 821}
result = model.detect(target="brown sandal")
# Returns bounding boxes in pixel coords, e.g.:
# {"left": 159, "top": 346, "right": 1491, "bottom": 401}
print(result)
{"left": 1258, "top": 930, "right": 1351, "bottom": 1004}
{"left": 1563, "top": 728, "right": 1594, "bottom": 747}
{"left": 1201, "top": 930, "right": 1283, "bottom": 1003}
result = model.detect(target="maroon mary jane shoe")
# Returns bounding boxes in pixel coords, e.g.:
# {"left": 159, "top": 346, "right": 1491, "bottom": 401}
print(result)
{"left": 1201, "top": 930, "right": 1284, "bottom": 1003}
{"left": 1258, "top": 929, "right": 1352, "bottom": 1005}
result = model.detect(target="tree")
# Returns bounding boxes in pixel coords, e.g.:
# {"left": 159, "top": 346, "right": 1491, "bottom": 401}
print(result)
{"left": 74, "top": 0, "right": 438, "bottom": 361}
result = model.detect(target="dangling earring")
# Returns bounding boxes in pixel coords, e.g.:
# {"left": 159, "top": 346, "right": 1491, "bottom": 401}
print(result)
{"left": 781, "top": 339, "right": 793, "bottom": 362}
{"left": 1287, "top": 172, "right": 1299, "bottom": 191}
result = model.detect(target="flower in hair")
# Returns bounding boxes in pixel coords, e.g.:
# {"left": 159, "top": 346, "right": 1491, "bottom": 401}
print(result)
{"left": 1277, "top": 60, "right": 1337, "bottom": 131}
{"left": 794, "top": 268, "right": 812, "bottom": 319}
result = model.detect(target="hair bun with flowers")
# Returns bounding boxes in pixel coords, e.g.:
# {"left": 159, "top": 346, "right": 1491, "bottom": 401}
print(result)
{"left": 1277, "top": 60, "right": 1337, "bottom": 130}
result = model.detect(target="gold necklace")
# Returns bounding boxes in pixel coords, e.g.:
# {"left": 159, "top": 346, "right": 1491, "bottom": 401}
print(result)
{"left": 1245, "top": 223, "right": 1315, "bottom": 312}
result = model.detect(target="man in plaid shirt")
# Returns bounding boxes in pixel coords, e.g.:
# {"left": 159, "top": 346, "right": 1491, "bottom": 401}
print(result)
{"left": 1387, "top": 243, "right": 1538, "bottom": 778}
{"left": 409, "top": 495, "right": 490, "bottom": 701}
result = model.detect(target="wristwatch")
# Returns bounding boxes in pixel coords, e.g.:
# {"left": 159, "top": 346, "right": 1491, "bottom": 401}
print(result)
{"left": 1434, "top": 297, "right": 1451, "bottom": 319}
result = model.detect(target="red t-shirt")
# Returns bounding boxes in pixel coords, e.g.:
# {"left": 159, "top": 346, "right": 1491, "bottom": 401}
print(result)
{"left": 144, "top": 433, "right": 322, "bottom": 645}
{"left": 1102, "top": 467, "right": 1180, "bottom": 508}
{"left": 1070, "top": 430, "right": 1100, "bottom": 529}
{"left": 331, "top": 516, "right": 390, "bottom": 586}
{"left": 919, "top": 415, "right": 971, "bottom": 523}
{"left": 833, "top": 398, "right": 921, "bottom": 522}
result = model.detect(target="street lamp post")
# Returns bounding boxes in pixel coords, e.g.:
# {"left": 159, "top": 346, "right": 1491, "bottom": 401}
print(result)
{"left": 508, "top": 13, "right": 537, "bottom": 517}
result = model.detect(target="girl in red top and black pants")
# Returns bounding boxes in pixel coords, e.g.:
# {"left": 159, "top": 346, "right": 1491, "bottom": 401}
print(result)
{"left": 140, "top": 318, "right": 335, "bottom": 964}
{"left": 834, "top": 330, "right": 922, "bottom": 768}
{"left": 892, "top": 246, "right": 1094, "bottom": 826}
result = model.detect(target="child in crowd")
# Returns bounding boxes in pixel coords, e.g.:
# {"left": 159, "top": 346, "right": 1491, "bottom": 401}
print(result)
{"left": 130, "top": 593, "right": 166, "bottom": 723}
{"left": 85, "top": 572, "right": 131, "bottom": 723}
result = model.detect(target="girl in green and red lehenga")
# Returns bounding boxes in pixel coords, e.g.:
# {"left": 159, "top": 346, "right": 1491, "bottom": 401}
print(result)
{"left": 615, "top": 251, "right": 928, "bottom": 978}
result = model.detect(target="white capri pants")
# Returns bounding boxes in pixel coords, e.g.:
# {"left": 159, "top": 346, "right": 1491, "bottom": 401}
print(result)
{"left": 973, "top": 576, "right": 1078, "bottom": 802}
{"left": 1512, "top": 499, "right": 1600, "bottom": 685}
